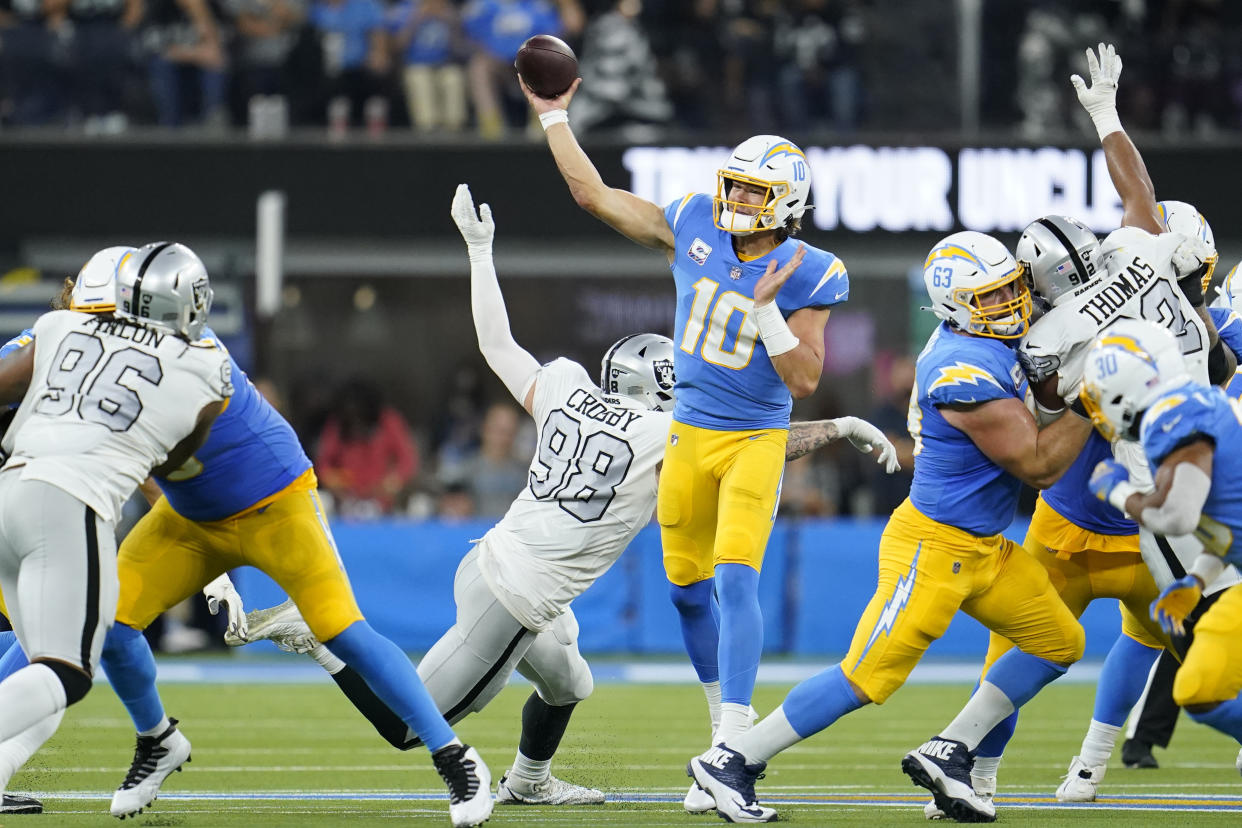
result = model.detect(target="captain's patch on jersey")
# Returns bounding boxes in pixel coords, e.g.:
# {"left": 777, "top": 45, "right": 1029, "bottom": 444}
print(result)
{"left": 688, "top": 238, "right": 712, "bottom": 265}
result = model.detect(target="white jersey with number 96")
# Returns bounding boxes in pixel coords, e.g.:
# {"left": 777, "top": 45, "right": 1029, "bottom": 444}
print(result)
{"left": 3, "top": 310, "right": 233, "bottom": 525}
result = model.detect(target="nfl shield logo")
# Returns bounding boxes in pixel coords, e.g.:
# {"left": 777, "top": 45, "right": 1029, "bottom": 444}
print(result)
{"left": 952, "top": 561, "right": 961, "bottom": 574}
{"left": 729, "top": 266, "right": 743, "bottom": 281}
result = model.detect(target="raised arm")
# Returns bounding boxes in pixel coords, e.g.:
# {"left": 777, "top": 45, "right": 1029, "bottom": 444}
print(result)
{"left": 941, "top": 396, "right": 1092, "bottom": 489}
{"left": 1072, "top": 43, "right": 1163, "bottom": 235}
{"left": 450, "top": 184, "right": 541, "bottom": 414}
{"left": 521, "top": 78, "right": 674, "bottom": 258}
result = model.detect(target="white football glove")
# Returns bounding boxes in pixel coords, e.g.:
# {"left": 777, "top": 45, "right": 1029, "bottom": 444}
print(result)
{"left": 832, "top": 416, "right": 901, "bottom": 473}
{"left": 1070, "top": 42, "right": 1123, "bottom": 140}
{"left": 1171, "top": 233, "right": 1216, "bottom": 281}
{"left": 451, "top": 183, "right": 495, "bottom": 259}
{"left": 203, "top": 574, "right": 247, "bottom": 640}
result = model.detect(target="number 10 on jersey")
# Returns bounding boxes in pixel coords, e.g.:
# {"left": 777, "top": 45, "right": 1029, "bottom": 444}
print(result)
{"left": 680, "top": 277, "right": 760, "bottom": 370}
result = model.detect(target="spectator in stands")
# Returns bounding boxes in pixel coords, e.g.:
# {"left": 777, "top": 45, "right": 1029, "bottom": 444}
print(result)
{"left": 56, "top": 0, "right": 141, "bottom": 132}
{"left": 436, "top": 480, "right": 477, "bottom": 521}
{"left": 0, "top": 0, "right": 69, "bottom": 125}
{"left": 142, "top": 0, "right": 229, "bottom": 127}
{"left": 774, "top": 0, "right": 865, "bottom": 131}
{"left": 569, "top": 0, "right": 670, "bottom": 135}
{"left": 462, "top": 0, "right": 582, "bottom": 138}
{"left": 866, "top": 354, "right": 915, "bottom": 516}
{"left": 388, "top": 0, "right": 466, "bottom": 132}
{"left": 224, "top": 0, "right": 307, "bottom": 122}
{"left": 310, "top": 0, "right": 390, "bottom": 126}
{"left": 443, "top": 400, "right": 528, "bottom": 517}
{"left": 316, "top": 377, "right": 420, "bottom": 516}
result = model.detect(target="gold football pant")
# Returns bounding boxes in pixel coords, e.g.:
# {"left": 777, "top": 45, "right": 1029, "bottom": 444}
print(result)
{"left": 844, "top": 499, "right": 1084, "bottom": 704}
{"left": 116, "top": 469, "right": 363, "bottom": 642}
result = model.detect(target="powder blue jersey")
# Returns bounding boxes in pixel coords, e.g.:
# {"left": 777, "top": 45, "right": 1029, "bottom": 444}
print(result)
{"left": 1041, "top": 430, "right": 1136, "bottom": 535}
{"left": 1209, "top": 306, "right": 1242, "bottom": 399}
{"left": 664, "top": 193, "right": 848, "bottom": 431}
{"left": 1141, "top": 381, "right": 1242, "bottom": 567}
{"left": 908, "top": 323, "right": 1026, "bottom": 536}
{"left": 155, "top": 327, "right": 311, "bottom": 521}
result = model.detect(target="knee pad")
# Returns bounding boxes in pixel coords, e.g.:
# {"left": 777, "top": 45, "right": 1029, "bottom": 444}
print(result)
{"left": 38, "top": 659, "right": 92, "bottom": 705}
{"left": 664, "top": 554, "right": 706, "bottom": 588}
{"left": 538, "top": 656, "right": 593, "bottom": 706}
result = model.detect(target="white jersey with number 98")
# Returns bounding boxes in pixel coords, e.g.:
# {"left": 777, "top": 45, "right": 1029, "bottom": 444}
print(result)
{"left": 476, "top": 358, "right": 671, "bottom": 631}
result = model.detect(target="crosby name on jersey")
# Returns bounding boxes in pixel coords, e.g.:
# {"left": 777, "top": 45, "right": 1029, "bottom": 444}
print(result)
{"left": 476, "top": 358, "right": 671, "bottom": 631}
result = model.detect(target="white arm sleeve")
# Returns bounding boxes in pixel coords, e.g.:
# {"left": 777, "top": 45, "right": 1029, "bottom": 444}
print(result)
{"left": 1139, "top": 462, "right": 1212, "bottom": 536}
{"left": 470, "top": 249, "right": 541, "bottom": 404}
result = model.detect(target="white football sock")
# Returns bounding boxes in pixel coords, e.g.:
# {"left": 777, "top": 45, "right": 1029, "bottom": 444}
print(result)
{"left": 972, "top": 754, "right": 1001, "bottom": 781}
{"left": 702, "top": 681, "right": 722, "bottom": 733}
{"left": 0, "top": 709, "right": 63, "bottom": 791}
{"left": 0, "top": 665, "right": 67, "bottom": 743}
{"left": 1080, "top": 719, "right": 1122, "bottom": 767}
{"left": 939, "top": 682, "right": 1015, "bottom": 751}
{"left": 510, "top": 749, "right": 550, "bottom": 785}
{"left": 310, "top": 643, "right": 345, "bottom": 674}
{"left": 717, "top": 702, "right": 753, "bottom": 743}
{"left": 730, "top": 706, "right": 801, "bottom": 765}
{"left": 139, "top": 716, "right": 171, "bottom": 738}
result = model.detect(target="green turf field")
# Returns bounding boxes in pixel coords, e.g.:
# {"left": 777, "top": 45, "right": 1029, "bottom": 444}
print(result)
{"left": 15, "top": 675, "right": 1242, "bottom": 825}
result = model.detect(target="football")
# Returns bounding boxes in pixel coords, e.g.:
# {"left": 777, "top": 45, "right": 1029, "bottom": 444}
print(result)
{"left": 515, "top": 34, "right": 578, "bottom": 99}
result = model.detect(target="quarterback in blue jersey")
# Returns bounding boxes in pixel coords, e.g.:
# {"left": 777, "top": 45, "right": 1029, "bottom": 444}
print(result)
{"left": 0, "top": 248, "right": 493, "bottom": 828}
{"left": 685, "top": 231, "right": 1091, "bottom": 823}
{"left": 1083, "top": 319, "right": 1242, "bottom": 750}
{"left": 523, "top": 76, "right": 867, "bottom": 811}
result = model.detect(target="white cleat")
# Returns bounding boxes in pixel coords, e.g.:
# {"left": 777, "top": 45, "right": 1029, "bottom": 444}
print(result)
{"left": 432, "top": 743, "right": 493, "bottom": 827}
{"left": 225, "top": 598, "right": 319, "bottom": 653}
{"left": 110, "top": 718, "right": 192, "bottom": 819}
{"left": 1056, "top": 756, "right": 1106, "bottom": 802}
{"left": 684, "top": 781, "right": 716, "bottom": 814}
{"left": 1235, "top": 747, "right": 1242, "bottom": 776}
{"left": 496, "top": 773, "right": 604, "bottom": 805}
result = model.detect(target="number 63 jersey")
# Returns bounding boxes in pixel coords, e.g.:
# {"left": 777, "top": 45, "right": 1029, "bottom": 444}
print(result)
{"left": 476, "top": 358, "right": 671, "bottom": 631}
{"left": 3, "top": 310, "right": 232, "bottom": 525}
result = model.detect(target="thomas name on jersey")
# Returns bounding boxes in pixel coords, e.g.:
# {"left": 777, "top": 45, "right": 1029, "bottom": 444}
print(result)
{"left": 1076, "top": 255, "right": 1156, "bottom": 326}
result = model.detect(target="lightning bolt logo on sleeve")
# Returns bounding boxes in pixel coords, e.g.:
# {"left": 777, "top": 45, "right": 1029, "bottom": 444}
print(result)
{"left": 927, "top": 362, "right": 1003, "bottom": 393}
{"left": 852, "top": 546, "right": 921, "bottom": 671}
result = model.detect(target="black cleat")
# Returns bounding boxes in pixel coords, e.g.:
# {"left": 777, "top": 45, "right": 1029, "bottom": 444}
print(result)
{"left": 1121, "top": 739, "right": 1158, "bottom": 769}
{"left": 1, "top": 793, "right": 42, "bottom": 814}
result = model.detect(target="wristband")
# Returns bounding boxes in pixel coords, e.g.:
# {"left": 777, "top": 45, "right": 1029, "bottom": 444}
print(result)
{"left": 466, "top": 244, "right": 493, "bottom": 264}
{"left": 539, "top": 109, "right": 569, "bottom": 131}
{"left": 1091, "top": 110, "right": 1123, "bottom": 141}
{"left": 753, "top": 302, "right": 799, "bottom": 357}
{"left": 1107, "top": 480, "right": 1138, "bottom": 514}
{"left": 1189, "top": 554, "right": 1227, "bottom": 591}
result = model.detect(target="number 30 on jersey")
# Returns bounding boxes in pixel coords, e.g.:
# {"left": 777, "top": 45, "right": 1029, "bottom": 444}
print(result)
{"left": 679, "top": 277, "right": 760, "bottom": 370}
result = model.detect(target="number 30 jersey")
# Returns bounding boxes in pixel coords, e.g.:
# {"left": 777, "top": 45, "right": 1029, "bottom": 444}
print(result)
{"left": 3, "top": 310, "right": 232, "bottom": 525}
{"left": 663, "top": 193, "right": 848, "bottom": 431}
{"left": 476, "top": 358, "right": 671, "bottom": 631}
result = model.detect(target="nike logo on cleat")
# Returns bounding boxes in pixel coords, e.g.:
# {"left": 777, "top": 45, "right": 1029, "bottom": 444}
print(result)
{"left": 733, "top": 797, "right": 765, "bottom": 817}
{"left": 918, "top": 739, "right": 958, "bottom": 761}
{"left": 701, "top": 746, "right": 733, "bottom": 770}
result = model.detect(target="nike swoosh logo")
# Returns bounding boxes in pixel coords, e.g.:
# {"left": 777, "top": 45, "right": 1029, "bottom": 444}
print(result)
{"left": 1160, "top": 415, "right": 1183, "bottom": 433}
{"left": 732, "top": 797, "right": 764, "bottom": 817}
{"left": 835, "top": 290, "right": 848, "bottom": 300}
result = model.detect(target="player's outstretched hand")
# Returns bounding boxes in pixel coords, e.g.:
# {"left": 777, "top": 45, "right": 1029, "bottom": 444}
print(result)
{"left": 1071, "top": 42, "right": 1121, "bottom": 117}
{"left": 1171, "top": 234, "right": 1216, "bottom": 283}
{"left": 832, "top": 416, "right": 901, "bottom": 473}
{"left": 203, "top": 573, "right": 247, "bottom": 640}
{"left": 754, "top": 244, "right": 806, "bottom": 307}
{"left": 1151, "top": 574, "right": 1203, "bottom": 636}
{"left": 451, "top": 183, "right": 495, "bottom": 253}
{"left": 519, "top": 75, "right": 581, "bottom": 116}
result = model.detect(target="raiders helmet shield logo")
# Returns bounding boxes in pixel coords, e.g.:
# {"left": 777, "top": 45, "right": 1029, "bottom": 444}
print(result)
{"left": 653, "top": 359, "right": 675, "bottom": 390}
{"left": 192, "top": 278, "right": 212, "bottom": 313}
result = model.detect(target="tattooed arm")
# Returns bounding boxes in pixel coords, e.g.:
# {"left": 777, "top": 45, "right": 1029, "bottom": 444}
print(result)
{"left": 786, "top": 417, "right": 901, "bottom": 472}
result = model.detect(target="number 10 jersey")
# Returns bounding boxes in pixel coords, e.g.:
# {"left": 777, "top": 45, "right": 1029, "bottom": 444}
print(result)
{"left": 476, "top": 358, "right": 671, "bottom": 631}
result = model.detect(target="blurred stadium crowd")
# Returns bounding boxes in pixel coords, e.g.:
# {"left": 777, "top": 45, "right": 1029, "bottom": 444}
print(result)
{"left": 1, "top": 0, "right": 1240, "bottom": 137}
